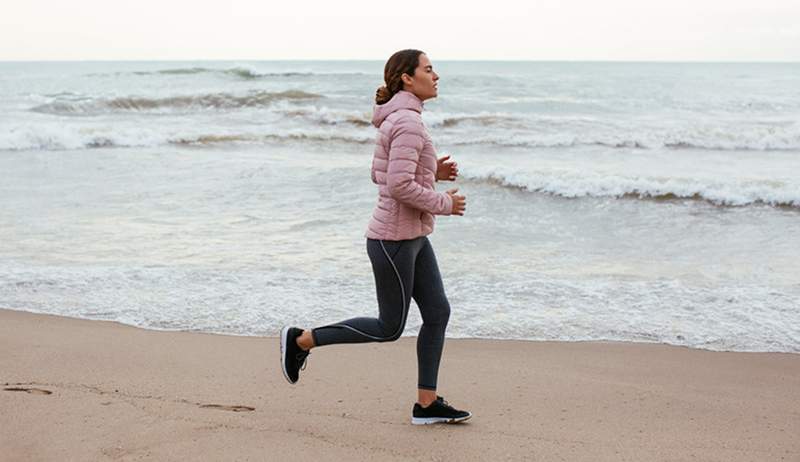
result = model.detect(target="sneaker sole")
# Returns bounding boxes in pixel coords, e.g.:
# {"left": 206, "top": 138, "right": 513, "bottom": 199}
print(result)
{"left": 279, "top": 326, "right": 296, "bottom": 384}
{"left": 411, "top": 413, "right": 472, "bottom": 425}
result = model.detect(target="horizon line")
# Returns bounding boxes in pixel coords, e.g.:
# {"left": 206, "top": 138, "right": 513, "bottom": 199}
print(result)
{"left": 1, "top": 58, "right": 799, "bottom": 64}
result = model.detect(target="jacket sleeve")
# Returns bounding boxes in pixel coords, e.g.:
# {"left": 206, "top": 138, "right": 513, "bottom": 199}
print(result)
{"left": 385, "top": 117, "right": 453, "bottom": 215}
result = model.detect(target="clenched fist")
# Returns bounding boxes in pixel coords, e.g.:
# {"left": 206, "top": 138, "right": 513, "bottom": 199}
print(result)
{"left": 446, "top": 188, "right": 466, "bottom": 216}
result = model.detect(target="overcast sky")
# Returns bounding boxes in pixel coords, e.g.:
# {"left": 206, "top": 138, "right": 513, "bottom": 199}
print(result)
{"left": 2, "top": 0, "right": 798, "bottom": 61}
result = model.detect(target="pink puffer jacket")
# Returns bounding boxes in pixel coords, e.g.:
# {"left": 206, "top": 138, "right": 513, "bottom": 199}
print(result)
{"left": 365, "top": 90, "right": 453, "bottom": 241}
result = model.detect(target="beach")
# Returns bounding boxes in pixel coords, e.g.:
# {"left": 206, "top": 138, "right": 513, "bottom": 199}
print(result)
{"left": 1, "top": 60, "right": 799, "bottom": 460}
{"left": 2, "top": 308, "right": 798, "bottom": 461}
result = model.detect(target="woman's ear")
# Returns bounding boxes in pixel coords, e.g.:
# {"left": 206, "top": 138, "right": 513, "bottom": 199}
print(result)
{"left": 400, "top": 72, "right": 413, "bottom": 87}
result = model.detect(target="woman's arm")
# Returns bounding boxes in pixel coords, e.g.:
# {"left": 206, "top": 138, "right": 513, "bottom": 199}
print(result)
{"left": 385, "top": 119, "right": 453, "bottom": 215}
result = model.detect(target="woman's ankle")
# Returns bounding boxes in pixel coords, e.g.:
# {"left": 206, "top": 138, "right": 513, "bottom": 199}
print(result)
{"left": 417, "top": 389, "right": 437, "bottom": 407}
{"left": 295, "top": 329, "right": 314, "bottom": 351}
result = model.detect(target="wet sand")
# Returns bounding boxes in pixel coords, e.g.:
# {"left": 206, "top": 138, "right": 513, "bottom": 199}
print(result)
{"left": 1, "top": 308, "right": 798, "bottom": 461}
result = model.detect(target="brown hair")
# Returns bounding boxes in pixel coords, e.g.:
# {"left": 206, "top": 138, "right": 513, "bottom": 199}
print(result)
{"left": 375, "top": 49, "right": 424, "bottom": 105}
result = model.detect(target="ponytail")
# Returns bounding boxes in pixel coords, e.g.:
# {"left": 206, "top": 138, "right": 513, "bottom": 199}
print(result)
{"left": 375, "top": 49, "right": 424, "bottom": 104}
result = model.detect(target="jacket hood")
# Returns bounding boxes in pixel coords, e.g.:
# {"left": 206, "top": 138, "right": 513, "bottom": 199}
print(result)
{"left": 371, "top": 90, "right": 424, "bottom": 128}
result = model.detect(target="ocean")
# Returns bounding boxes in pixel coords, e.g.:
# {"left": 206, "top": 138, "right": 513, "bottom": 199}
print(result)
{"left": 1, "top": 60, "right": 798, "bottom": 353}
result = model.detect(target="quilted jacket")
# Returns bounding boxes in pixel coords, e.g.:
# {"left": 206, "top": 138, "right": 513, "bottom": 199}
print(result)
{"left": 365, "top": 90, "right": 452, "bottom": 241}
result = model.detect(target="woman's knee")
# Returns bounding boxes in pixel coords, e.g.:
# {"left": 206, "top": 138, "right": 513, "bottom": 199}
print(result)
{"left": 378, "top": 317, "right": 405, "bottom": 342}
{"left": 379, "top": 330, "right": 404, "bottom": 342}
{"left": 422, "top": 300, "right": 450, "bottom": 326}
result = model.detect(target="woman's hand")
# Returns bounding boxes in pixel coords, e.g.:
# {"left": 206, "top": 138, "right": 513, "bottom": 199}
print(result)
{"left": 436, "top": 155, "right": 458, "bottom": 181}
{"left": 446, "top": 188, "right": 466, "bottom": 216}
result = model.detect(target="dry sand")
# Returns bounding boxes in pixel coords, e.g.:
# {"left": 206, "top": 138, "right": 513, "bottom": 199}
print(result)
{"left": 1, "top": 308, "right": 798, "bottom": 461}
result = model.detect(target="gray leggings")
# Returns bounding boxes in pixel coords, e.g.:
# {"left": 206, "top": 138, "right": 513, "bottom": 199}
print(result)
{"left": 311, "top": 236, "right": 451, "bottom": 390}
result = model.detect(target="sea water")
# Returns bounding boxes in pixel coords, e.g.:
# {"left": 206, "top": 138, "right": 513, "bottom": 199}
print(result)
{"left": 1, "top": 60, "right": 798, "bottom": 352}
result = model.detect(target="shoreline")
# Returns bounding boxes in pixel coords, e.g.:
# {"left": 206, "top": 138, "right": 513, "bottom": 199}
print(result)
{"left": 5, "top": 307, "right": 796, "bottom": 356}
{"left": 2, "top": 308, "right": 798, "bottom": 461}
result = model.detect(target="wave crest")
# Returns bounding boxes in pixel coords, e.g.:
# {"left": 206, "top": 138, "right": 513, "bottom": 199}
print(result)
{"left": 425, "top": 113, "right": 522, "bottom": 128}
{"left": 444, "top": 135, "right": 799, "bottom": 152}
{"left": 0, "top": 126, "right": 371, "bottom": 151}
{"left": 462, "top": 170, "right": 800, "bottom": 208}
{"left": 30, "top": 90, "right": 322, "bottom": 115}
{"left": 170, "top": 132, "right": 372, "bottom": 146}
{"left": 222, "top": 67, "right": 313, "bottom": 79}
{"left": 279, "top": 107, "right": 371, "bottom": 127}
{"left": 93, "top": 66, "right": 368, "bottom": 79}
{"left": 134, "top": 67, "right": 208, "bottom": 75}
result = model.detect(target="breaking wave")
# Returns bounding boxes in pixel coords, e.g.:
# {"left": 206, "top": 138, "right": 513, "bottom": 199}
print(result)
{"left": 462, "top": 169, "right": 800, "bottom": 208}
{"left": 169, "top": 132, "right": 373, "bottom": 146}
{"left": 30, "top": 90, "right": 322, "bottom": 115}
{"left": 0, "top": 126, "right": 372, "bottom": 151}
{"left": 444, "top": 133, "right": 800, "bottom": 152}
{"left": 278, "top": 107, "right": 372, "bottom": 127}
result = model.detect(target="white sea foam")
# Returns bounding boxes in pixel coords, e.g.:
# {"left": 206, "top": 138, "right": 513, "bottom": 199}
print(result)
{"left": 437, "top": 121, "right": 800, "bottom": 152}
{"left": 461, "top": 165, "right": 800, "bottom": 207}
{"left": 0, "top": 124, "right": 373, "bottom": 151}
{"left": 0, "top": 125, "right": 163, "bottom": 151}
{"left": 29, "top": 90, "right": 323, "bottom": 115}
{"left": 1, "top": 263, "right": 797, "bottom": 353}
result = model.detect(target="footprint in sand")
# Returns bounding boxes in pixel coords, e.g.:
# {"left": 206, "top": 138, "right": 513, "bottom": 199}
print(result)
{"left": 199, "top": 404, "right": 255, "bottom": 412}
{"left": 4, "top": 387, "right": 52, "bottom": 395}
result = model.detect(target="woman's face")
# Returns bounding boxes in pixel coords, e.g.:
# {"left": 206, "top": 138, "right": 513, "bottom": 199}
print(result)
{"left": 402, "top": 53, "right": 439, "bottom": 101}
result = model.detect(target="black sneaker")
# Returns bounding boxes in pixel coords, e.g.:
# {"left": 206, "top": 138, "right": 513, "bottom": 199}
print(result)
{"left": 411, "top": 395, "right": 472, "bottom": 425}
{"left": 280, "top": 326, "right": 309, "bottom": 384}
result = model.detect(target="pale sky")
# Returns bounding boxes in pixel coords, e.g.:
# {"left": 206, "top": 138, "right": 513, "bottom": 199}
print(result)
{"left": 2, "top": 0, "right": 799, "bottom": 61}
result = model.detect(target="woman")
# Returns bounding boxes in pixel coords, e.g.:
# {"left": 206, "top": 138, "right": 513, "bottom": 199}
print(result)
{"left": 280, "top": 49, "right": 471, "bottom": 425}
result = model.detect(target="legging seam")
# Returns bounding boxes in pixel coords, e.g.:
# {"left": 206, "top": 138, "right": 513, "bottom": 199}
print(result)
{"left": 318, "top": 239, "right": 408, "bottom": 341}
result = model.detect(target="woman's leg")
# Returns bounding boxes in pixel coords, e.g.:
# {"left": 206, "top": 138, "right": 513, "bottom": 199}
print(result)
{"left": 308, "top": 238, "right": 422, "bottom": 346}
{"left": 411, "top": 237, "right": 451, "bottom": 405}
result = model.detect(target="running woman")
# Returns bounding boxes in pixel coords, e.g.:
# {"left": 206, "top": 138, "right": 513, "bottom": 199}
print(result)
{"left": 280, "top": 49, "right": 471, "bottom": 425}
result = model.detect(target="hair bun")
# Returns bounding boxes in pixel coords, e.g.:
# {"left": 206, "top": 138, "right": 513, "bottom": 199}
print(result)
{"left": 375, "top": 85, "right": 392, "bottom": 105}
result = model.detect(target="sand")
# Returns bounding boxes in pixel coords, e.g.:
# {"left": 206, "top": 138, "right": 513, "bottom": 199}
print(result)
{"left": 1, "top": 308, "right": 798, "bottom": 461}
